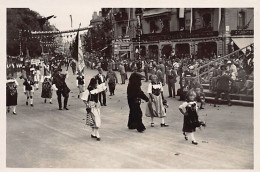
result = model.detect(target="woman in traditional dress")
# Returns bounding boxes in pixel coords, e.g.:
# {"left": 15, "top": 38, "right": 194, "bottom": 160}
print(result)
{"left": 145, "top": 74, "right": 168, "bottom": 127}
{"left": 81, "top": 78, "right": 103, "bottom": 141}
{"left": 41, "top": 77, "right": 53, "bottom": 104}
{"left": 6, "top": 74, "right": 18, "bottom": 114}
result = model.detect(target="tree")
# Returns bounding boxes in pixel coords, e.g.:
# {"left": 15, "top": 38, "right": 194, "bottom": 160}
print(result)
{"left": 7, "top": 8, "right": 58, "bottom": 57}
{"left": 83, "top": 16, "right": 113, "bottom": 58}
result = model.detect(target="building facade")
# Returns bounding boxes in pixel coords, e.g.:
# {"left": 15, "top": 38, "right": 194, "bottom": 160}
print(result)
{"left": 109, "top": 8, "right": 253, "bottom": 61}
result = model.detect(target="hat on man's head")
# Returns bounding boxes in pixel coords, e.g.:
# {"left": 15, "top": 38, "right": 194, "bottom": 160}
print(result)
{"left": 227, "top": 60, "right": 232, "bottom": 64}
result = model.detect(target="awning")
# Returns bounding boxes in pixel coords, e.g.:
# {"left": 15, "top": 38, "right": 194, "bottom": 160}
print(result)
{"left": 232, "top": 37, "right": 254, "bottom": 53}
{"left": 143, "top": 9, "right": 171, "bottom": 18}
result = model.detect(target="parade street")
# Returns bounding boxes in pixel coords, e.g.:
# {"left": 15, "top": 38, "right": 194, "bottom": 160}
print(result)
{"left": 6, "top": 67, "right": 253, "bottom": 169}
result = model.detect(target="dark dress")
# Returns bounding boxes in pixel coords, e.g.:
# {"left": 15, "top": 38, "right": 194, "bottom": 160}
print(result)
{"left": 127, "top": 74, "right": 149, "bottom": 132}
{"left": 6, "top": 80, "right": 18, "bottom": 106}
{"left": 180, "top": 101, "right": 199, "bottom": 132}
{"left": 41, "top": 80, "right": 52, "bottom": 98}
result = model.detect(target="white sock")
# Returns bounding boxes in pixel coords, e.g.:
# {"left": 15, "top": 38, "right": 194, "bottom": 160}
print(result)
{"left": 92, "top": 128, "right": 95, "bottom": 136}
{"left": 151, "top": 117, "right": 154, "bottom": 123}
{"left": 96, "top": 129, "right": 100, "bottom": 138}
{"left": 50, "top": 98, "right": 52, "bottom": 102}
{"left": 13, "top": 106, "right": 16, "bottom": 113}
{"left": 161, "top": 118, "right": 165, "bottom": 124}
{"left": 30, "top": 98, "right": 33, "bottom": 104}
{"left": 190, "top": 132, "right": 196, "bottom": 141}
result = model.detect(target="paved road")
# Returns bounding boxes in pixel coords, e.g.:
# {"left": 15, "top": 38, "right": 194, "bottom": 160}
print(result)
{"left": 6, "top": 67, "right": 254, "bottom": 168}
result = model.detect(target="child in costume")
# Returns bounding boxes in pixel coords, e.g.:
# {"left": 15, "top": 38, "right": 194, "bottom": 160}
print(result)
{"left": 23, "top": 75, "right": 35, "bottom": 107}
{"left": 179, "top": 90, "right": 203, "bottom": 145}
{"left": 145, "top": 74, "right": 168, "bottom": 127}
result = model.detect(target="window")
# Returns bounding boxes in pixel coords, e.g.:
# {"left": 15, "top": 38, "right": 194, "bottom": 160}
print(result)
{"left": 238, "top": 11, "right": 245, "bottom": 29}
{"left": 162, "top": 19, "right": 170, "bottom": 32}
{"left": 202, "top": 13, "right": 211, "bottom": 29}
{"left": 150, "top": 21, "right": 156, "bottom": 33}
{"left": 122, "top": 26, "right": 126, "bottom": 35}
{"left": 179, "top": 18, "right": 185, "bottom": 31}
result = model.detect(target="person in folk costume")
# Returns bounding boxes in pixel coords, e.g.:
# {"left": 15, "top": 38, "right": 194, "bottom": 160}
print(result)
{"left": 34, "top": 64, "right": 41, "bottom": 90}
{"left": 76, "top": 71, "right": 85, "bottom": 99}
{"left": 81, "top": 78, "right": 102, "bottom": 141}
{"left": 166, "top": 64, "right": 178, "bottom": 98}
{"left": 106, "top": 67, "right": 118, "bottom": 96}
{"left": 127, "top": 72, "right": 149, "bottom": 132}
{"left": 6, "top": 74, "right": 18, "bottom": 115}
{"left": 179, "top": 90, "right": 200, "bottom": 145}
{"left": 145, "top": 74, "right": 169, "bottom": 127}
{"left": 52, "top": 68, "right": 70, "bottom": 110}
{"left": 23, "top": 75, "right": 35, "bottom": 107}
{"left": 95, "top": 67, "right": 107, "bottom": 106}
{"left": 41, "top": 76, "right": 53, "bottom": 104}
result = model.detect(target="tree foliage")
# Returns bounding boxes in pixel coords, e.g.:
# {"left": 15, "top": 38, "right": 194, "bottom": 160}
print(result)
{"left": 7, "top": 8, "right": 57, "bottom": 57}
{"left": 82, "top": 17, "right": 113, "bottom": 58}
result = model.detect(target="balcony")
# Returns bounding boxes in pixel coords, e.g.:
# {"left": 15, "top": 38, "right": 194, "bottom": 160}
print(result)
{"left": 143, "top": 8, "right": 172, "bottom": 18}
{"left": 132, "top": 30, "right": 219, "bottom": 42}
{"left": 231, "top": 30, "right": 254, "bottom": 36}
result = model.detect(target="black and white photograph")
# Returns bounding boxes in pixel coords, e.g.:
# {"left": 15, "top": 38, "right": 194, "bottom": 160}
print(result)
{"left": 1, "top": 0, "right": 259, "bottom": 170}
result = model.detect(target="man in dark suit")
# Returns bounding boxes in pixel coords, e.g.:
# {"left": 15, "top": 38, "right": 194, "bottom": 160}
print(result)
{"left": 52, "top": 69, "right": 70, "bottom": 110}
{"left": 95, "top": 67, "right": 107, "bottom": 106}
{"left": 167, "top": 65, "right": 178, "bottom": 98}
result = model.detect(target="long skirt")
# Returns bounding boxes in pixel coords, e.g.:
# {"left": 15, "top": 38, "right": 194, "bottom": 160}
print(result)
{"left": 6, "top": 92, "right": 17, "bottom": 106}
{"left": 145, "top": 94, "right": 166, "bottom": 118}
{"left": 127, "top": 101, "right": 145, "bottom": 132}
{"left": 89, "top": 101, "right": 101, "bottom": 128}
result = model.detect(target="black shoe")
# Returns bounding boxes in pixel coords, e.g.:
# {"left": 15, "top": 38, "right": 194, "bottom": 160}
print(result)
{"left": 183, "top": 133, "right": 188, "bottom": 140}
{"left": 173, "top": 96, "right": 176, "bottom": 98}
{"left": 103, "top": 104, "right": 107, "bottom": 106}
{"left": 192, "top": 141, "right": 198, "bottom": 145}
{"left": 78, "top": 95, "right": 80, "bottom": 99}
{"left": 214, "top": 104, "right": 216, "bottom": 107}
{"left": 91, "top": 134, "right": 97, "bottom": 138}
{"left": 64, "top": 107, "right": 69, "bottom": 110}
{"left": 151, "top": 123, "right": 155, "bottom": 127}
{"left": 13, "top": 112, "right": 17, "bottom": 115}
{"left": 50, "top": 102, "right": 53, "bottom": 104}
{"left": 200, "top": 107, "right": 205, "bottom": 109}
{"left": 59, "top": 108, "right": 62, "bottom": 110}
{"left": 96, "top": 137, "right": 101, "bottom": 141}
{"left": 26, "top": 101, "right": 28, "bottom": 106}
{"left": 30, "top": 104, "right": 34, "bottom": 107}
{"left": 161, "top": 123, "right": 169, "bottom": 127}
{"left": 7, "top": 108, "right": 10, "bottom": 113}
{"left": 44, "top": 99, "right": 46, "bottom": 103}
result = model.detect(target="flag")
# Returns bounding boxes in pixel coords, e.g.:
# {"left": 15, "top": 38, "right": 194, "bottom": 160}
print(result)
{"left": 126, "top": 9, "right": 131, "bottom": 35}
{"left": 218, "top": 8, "right": 221, "bottom": 31}
{"left": 70, "top": 15, "right": 73, "bottom": 28}
{"left": 190, "top": 8, "right": 193, "bottom": 33}
{"left": 72, "top": 31, "right": 85, "bottom": 72}
{"left": 179, "top": 8, "right": 184, "bottom": 18}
